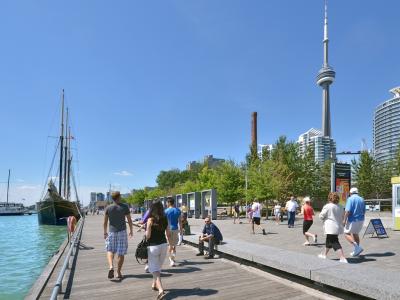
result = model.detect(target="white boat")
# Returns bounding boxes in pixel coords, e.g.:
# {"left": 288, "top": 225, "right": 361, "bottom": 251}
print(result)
{"left": 0, "top": 170, "right": 29, "bottom": 216}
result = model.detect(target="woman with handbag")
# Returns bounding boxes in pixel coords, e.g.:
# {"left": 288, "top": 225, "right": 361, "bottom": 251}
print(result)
{"left": 146, "top": 200, "right": 170, "bottom": 299}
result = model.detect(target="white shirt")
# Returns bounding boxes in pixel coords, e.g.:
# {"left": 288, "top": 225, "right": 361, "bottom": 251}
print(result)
{"left": 286, "top": 200, "right": 298, "bottom": 212}
{"left": 274, "top": 205, "right": 281, "bottom": 215}
{"left": 319, "top": 203, "right": 344, "bottom": 235}
{"left": 251, "top": 202, "right": 261, "bottom": 218}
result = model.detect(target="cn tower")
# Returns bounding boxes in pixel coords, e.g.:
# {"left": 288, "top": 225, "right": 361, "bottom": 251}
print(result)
{"left": 316, "top": 0, "right": 335, "bottom": 137}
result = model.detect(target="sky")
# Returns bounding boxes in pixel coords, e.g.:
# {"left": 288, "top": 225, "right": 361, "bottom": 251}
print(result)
{"left": 0, "top": 0, "right": 399, "bottom": 206}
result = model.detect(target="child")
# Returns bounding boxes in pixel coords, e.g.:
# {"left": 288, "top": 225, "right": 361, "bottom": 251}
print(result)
{"left": 318, "top": 192, "right": 347, "bottom": 263}
{"left": 273, "top": 201, "right": 281, "bottom": 225}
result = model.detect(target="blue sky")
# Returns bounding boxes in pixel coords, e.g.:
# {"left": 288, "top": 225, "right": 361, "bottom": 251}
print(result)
{"left": 0, "top": 0, "right": 399, "bottom": 206}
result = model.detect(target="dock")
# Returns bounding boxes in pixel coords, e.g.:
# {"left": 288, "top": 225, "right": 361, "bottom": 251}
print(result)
{"left": 27, "top": 214, "right": 341, "bottom": 300}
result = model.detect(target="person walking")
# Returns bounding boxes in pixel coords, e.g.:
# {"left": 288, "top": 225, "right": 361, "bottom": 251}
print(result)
{"left": 300, "top": 197, "right": 317, "bottom": 245}
{"left": 318, "top": 192, "right": 347, "bottom": 263}
{"left": 285, "top": 196, "right": 299, "bottom": 228}
{"left": 196, "top": 217, "right": 223, "bottom": 259}
{"left": 103, "top": 191, "right": 133, "bottom": 279}
{"left": 247, "top": 204, "right": 253, "bottom": 224}
{"left": 146, "top": 201, "right": 170, "bottom": 300}
{"left": 251, "top": 199, "right": 266, "bottom": 235}
{"left": 343, "top": 187, "right": 366, "bottom": 257}
{"left": 164, "top": 196, "right": 182, "bottom": 267}
{"left": 273, "top": 201, "right": 281, "bottom": 225}
{"left": 233, "top": 202, "right": 241, "bottom": 224}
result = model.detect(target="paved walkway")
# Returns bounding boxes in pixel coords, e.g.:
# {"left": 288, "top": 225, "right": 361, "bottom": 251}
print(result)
{"left": 182, "top": 211, "right": 400, "bottom": 299}
{"left": 38, "top": 215, "right": 339, "bottom": 300}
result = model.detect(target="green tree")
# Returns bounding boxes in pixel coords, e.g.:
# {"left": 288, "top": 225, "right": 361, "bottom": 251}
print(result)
{"left": 352, "top": 151, "right": 376, "bottom": 199}
{"left": 156, "top": 169, "right": 182, "bottom": 190}
{"left": 127, "top": 189, "right": 147, "bottom": 206}
{"left": 198, "top": 166, "right": 217, "bottom": 190}
{"left": 214, "top": 161, "right": 245, "bottom": 205}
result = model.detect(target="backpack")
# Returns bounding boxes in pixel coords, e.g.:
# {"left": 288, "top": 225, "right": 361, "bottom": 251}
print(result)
{"left": 135, "top": 236, "right": 148, "bottom": 264}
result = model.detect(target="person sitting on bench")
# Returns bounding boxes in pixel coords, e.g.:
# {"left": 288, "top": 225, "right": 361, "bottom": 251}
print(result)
{"left": 196, "top": 217, "right": 223, "bottom": 259}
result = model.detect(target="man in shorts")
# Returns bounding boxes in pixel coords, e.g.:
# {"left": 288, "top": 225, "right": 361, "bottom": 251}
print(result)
{"left": 343, "top": 187, "right": 366, "bottom": 257}
{"left": 251, "top": 199, "right": 266, "bottom": 235}
{"left": 165, "top": 196, "right": 182, "bottom": 267}
{"left": 103, "top": 191, "right": 133, "bottom": 279}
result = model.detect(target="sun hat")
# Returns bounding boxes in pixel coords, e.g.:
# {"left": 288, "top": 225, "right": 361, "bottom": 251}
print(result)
{"left": 303, "top": 196, "right": 311, "bottom": 203}
{"left": 350, "top": 187, "right": 358, "bottom": 194}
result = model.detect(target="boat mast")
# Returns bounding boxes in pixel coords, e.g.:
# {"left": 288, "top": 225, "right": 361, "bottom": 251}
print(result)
{"left": 66, "top": 125, "right": 72, "bottom": 200}
{"left": 63, "top": 107, "right": 69, "bottom": 198}
{"left": 6, "top": 169, "right": 10, "bottom": 206}
{"left": 59, "top": 90, "right": 65, "bottom": 195}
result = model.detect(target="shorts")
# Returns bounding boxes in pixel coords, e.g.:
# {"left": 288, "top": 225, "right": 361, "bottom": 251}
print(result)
{"left": 147, "top": 243, "right": 168, "bottom": 273}
{"left": 344, "top": 220, "right": 364, "bottom": 234}
{"left": 167, "top": 229, "right": 179, "bottom": 246}
{"left": 325, "top": 234, "right": 342, "bottom": 251}
{"left": 105, "top": 230, "right": 128, "bottom": 255}
{"left": 303, "top": 220, "right": 313, "bottom": 234}
{"left": 252, "top": 217, "right": 261, "bottom": 225}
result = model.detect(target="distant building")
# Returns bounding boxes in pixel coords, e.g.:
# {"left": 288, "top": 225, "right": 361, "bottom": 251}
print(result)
{"left": 258, "top": 144, "right": 274, "bottom": 159}
{"left": 373, "top": 87, "right": 400, "bottom": 164}
{"left": 96, "top": 193, "right": 105, "bottom": 201}
{"left": 298, "top": 128, "right": 336, "bottom": 165}
{"left": 187, "top": 155, "right": 225, "bottom": 170}
{"left": 90, "top": 192, "right": 96, "bottom": 209}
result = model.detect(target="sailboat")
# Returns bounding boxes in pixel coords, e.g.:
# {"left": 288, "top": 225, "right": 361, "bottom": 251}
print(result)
{"left": 36, "top": 90, "right": 81, "bottom": 225}
{"left": 0, "top": 169, "right": 29, "bottom": 216}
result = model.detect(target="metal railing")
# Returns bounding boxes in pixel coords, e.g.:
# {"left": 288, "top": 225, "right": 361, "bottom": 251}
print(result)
{"left": 364, "top": 198, "right": 392, "bottom": 212}
{"left": 50, "top": 217, "right": 84, "bottom": 300}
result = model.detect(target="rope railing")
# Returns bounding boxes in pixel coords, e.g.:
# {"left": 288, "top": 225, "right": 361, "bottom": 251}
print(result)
{"left": 49, "top": 217, "right": 84, "bottom": 300}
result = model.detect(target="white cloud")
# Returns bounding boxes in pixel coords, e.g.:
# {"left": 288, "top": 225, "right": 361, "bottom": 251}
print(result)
{"left": 114, "top": 170, "right": 133, "bottom": 176}
{"left": 18, "top": 185, "right": 41, "bottom": 190}
{"left": 16, "top": 178, "right": 25, "bottom": 183}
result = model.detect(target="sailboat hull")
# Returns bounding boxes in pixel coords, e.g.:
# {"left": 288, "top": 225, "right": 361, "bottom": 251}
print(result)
{"left": 37, "top": 198, "right": 80, "bottom": 225}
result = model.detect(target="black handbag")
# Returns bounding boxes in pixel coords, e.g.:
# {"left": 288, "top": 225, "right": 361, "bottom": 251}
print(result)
{"left": 135, "top": 236, "right": 148, "bottom": 264}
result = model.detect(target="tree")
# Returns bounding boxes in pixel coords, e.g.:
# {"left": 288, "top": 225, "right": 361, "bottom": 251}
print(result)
{"left": 214, "top": 161, "right": 245, "bottom": 205}
{"left": 198, "top": 167, "right": 217, "bottom": 190}
{"left": 156, "top": 169, "right": 182, "bottom": 190}
{"left": 352, "top": 151, "right": 377, "bottom": 199}
{"left": 127, "top": 189, "right": 147, "bottom": 206}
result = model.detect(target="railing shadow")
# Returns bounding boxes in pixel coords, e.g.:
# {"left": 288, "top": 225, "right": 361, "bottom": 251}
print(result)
{"left": 164, "top": 287, "right": 218, "bottom": 299}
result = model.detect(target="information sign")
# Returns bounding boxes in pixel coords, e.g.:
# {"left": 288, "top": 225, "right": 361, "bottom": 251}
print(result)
{"left": 363, "top": 218, "right": 388, "bottom": 238}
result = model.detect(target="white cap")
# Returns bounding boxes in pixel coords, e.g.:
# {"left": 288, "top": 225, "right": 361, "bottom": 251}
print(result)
{"left": 303, "top": 196, "right": 311, "bottom": 202}
{"left": 350, "top": 187, "right": 358, "bottom": 194}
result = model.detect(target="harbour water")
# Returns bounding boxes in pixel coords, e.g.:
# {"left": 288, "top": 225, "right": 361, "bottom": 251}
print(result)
{"left": 0, "top": 215, "right": 66, "bottom": 300}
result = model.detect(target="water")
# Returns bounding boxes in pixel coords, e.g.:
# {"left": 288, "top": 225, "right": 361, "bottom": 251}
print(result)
{"left": 0, "top": 215, "right": 67, "bottom": 300}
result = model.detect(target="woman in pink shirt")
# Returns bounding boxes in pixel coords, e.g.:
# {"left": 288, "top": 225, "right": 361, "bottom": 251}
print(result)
{"left": 301, "top": 197, "right": 317, "bottom": 246}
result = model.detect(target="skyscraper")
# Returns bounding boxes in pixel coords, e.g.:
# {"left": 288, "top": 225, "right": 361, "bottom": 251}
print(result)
{"left": 298, "top": 128, "right": 336, "bottom": 165}
{"left": 316, "top": 0, "right": 335, "bottom": 138}
{"left": 373, "top": 87, "right": 400, "bottom": 164}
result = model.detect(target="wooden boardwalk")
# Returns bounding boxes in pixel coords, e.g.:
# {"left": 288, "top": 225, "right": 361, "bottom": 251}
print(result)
{"left": 39, "top": 215, "right": 338, "bottom": 300}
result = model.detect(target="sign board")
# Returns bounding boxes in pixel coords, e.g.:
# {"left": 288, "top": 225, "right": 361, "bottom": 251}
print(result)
{"left": 331, "top": 163, "right": 351, "bottom": 205}
{"left": 363, "top": 218, "right": 388, "bottom": 238}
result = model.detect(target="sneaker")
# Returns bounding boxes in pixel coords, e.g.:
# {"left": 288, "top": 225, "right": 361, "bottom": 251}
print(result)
{"left": 204, "top": 255, "right": 214, "bottom": 259}
{"left": 196, "top": 252, "right": 204, "bottom": 256}
{"left": 318, "top": 254, "right": 326, "bottom": 259}
{"left": 350, "top": 251, "right": 355, "bottom": 257}
{"left": 169, "top": 260, "right": 175, "bottom": 267}
{"left": 303, "top": 242, "right": 310, "bottom": 246}
{"left": 339, "top": 258, "right": 348, "bottom": 263}
{"left": 353, "top": 245, "right": 364, "bottom": 257}
{"left": 144, "top": 265, "right": 149, "bottom": 273}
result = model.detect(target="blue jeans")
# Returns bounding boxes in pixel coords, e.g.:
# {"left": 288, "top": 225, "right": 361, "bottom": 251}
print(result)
{"left": 288, "top": 211, "right": 296, "bottom": 227}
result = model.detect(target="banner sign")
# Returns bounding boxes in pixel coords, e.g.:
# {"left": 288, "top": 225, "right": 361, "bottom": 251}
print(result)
{"left": 363, "top": 218, "right": 388, "bottom": 238}
{"left": 331, "top": 163, "right": 351, "bottom": 205}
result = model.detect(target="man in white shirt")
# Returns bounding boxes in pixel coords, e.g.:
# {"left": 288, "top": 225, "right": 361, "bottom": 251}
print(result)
{"left": 251, "top": 199, "right": 266, "bottom": 235}
{"left": 285, "top": 196, "right": 299, "bottom": 228}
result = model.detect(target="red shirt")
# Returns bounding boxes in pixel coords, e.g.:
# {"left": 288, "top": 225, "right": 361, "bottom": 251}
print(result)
{"left": 303, "top": 204, "right": 314, "bottom": 221}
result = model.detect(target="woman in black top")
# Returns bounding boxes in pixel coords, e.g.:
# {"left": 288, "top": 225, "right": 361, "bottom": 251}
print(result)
{"left": 146, "top": 201, "right": 170, "bottom": 300}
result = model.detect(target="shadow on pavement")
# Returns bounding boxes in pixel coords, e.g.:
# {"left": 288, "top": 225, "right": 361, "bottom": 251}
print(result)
{"left": 78, "top": 243, "right": 94, "bottom": 250}
{"left": 345, "top": 257, "right": 376, "bottom": 264}
{"left": 163, "top": 266, "right": 202, "bottom": 274}
{"left": 179, "top": 260, "right": 214, "bottom": 266}
{"left": 362, "top": 252, "right": 395, "bottom": 257}
{"left": 164, "top": 287, "right": 218, "bottom": 299}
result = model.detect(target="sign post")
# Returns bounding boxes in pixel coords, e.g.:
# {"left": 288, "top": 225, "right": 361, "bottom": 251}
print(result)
{"left": 331, "top": 162, "right": 351, "bottom": 205}
{"left": 391, "top": 176, "right": 400, "bottom": 230}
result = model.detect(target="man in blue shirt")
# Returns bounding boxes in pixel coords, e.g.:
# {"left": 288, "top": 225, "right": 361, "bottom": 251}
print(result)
{"left": 196, "top": 217, "right": 223, "bottom": 259}
{"left": 343, "top": 187, "right": 366, "bottom": 257}
{"left": 165, "top": 197, "right": 182, "bottom": 267}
